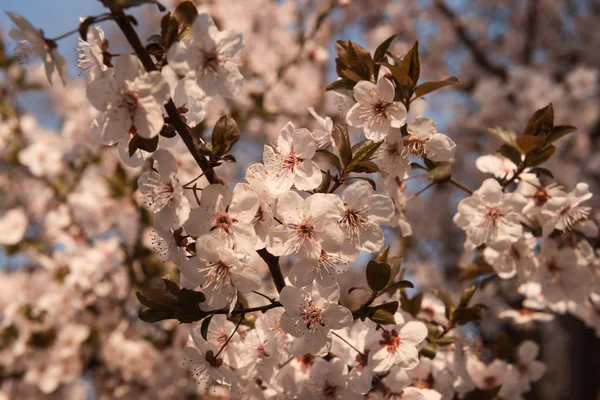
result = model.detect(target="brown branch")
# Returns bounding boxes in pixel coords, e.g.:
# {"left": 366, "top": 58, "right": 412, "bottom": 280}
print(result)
{"left": 523, "top": 0, "right": 539, "bottom": 65}
{"left": 434, "top": 0, "right": 507, "bottom": 80}
{"left": 108, "top": 7, "right": 286, "bottom": 293}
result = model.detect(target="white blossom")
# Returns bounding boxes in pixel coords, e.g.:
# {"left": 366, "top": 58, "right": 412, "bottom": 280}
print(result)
{"left": 453, "top": 178, "right": 527, "bottom": 251}
{"left": 402, "top": 117, "right": 456, "bottom": 162}
{"left": 263, "top": 121, "right": 323, "bottom": 193}
{"left": 279, "top": 283, "right": 352, "bottom": 356}
{"left": 346, "top": 77, "right": 407, "bottom": 140}
{"left": 167, "top": 14, "right": 243, "bottom": 98}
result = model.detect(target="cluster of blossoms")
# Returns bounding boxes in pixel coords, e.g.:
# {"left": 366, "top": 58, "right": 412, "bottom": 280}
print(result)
{"left": 1, "top": 0, "right": 599, "bottom": 398}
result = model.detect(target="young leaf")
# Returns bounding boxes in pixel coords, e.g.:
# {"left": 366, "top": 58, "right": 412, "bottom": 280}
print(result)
{"left": 523, "top": 103, "right": 554, "bottom": 136}
{"left": 351, "top": 140, "right": 383, "bottom": 163}
{"left": 347, "top": 161, "right": 380, "bottom": 174}
{"left": 432, "top": 289, "right": 456, "bottom": 320}
{"left": 379, "top": 280, "right": 414, "bottom": 296}
{"left": 369, "top": 308, "right": 396, "bottom": 325}
{"left": 376, "top": 245, "right": 390, "bottom": 263}
{"left": 546, "top": 125, "right": 577, "bottom": 144}
{"left": 331, "top": 124, "right": 352, "bottom": 166}
{"left": 316, "top": 149, "right": 342, "bottom": 171}
{"left": 516, "top": 135, "right": 545, "bottom": 154}
{"left": 458, "top": 286, "right": 476, "bottom": 309}
{"left": 414, "top": 76, "right": 461, "bottom": 97}
{"left": 428, "top": 163, "right": 452, "bottom": 183}
{"left": 488, "top": 126, "right": 518, "bottom": 148}
{"left": 211, "top": 115, "right": 240, "bottom": 157}
{"left": 526, "top": 145, "right": 556, "bottom": 167}
{"left": 499, "top": 144, "right": 522, "bottom": 166}
{"left": 377, "top": 61, "right": 414, "bottom": 87}
{"left": 373, "top": 34, "right": 397, "bottom": 78}
{"left": 326, "top": 78, "right": 356, "bottom": 91}
{"left": 366, "top": 260, "right": 392, "bottom": 292}
{"left": 400, "top": 41, "right": 420, "bottom": 83}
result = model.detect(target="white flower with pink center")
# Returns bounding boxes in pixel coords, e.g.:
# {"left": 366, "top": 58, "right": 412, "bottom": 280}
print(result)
{"left": 180, "top": 235, "right": 261, "bottom": 310}
{"left": 279, "top": 283, "right": 352, "bottom": 356}
{"left": 167, "top": 14, "right": 243, "bottom": 99}
{"left": 138, "top": 149, "right": 190, "bottom": 231}
{"left": 453, "top": 179, "right": 527, "bottom": 251}
{"left": 364, "top": 321, "right": 428, "bottom": 372}
{"left": 346, "top": 77, "right": 407, "bottom": 141}
{"left": 402, "top": 116, "right": 456, "bottom": 162}
{"left": 87, "top": 54, "right": 170, "bottom": 143}
{"left": 267, "top": 191, "right": 344, "bottom": 261}
{"left": 263, "top": 121, "right": 323, "bottom": 194}
{"left": 184, "top": 183, "right": 259, "bottom": 253}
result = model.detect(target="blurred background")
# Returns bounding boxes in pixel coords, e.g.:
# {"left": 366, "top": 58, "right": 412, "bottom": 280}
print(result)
{"left": 0, "top": 0, "right": 598, "bottom": 398}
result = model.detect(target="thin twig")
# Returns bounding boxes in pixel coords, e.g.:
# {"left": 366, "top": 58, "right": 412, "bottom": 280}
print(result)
{"left": 214, "top": 315, "right": 243, "bottom": 358}
{"left": 331, "top": 331, "right": 364, "bottom": 356}
{"left": 448, "top": 178, "right": 474, "bottom": 195}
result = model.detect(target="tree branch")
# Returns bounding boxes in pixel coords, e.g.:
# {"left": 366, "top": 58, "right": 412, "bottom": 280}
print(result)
{"left": 434, "top": 0, "right": 507, "bottom": 80}
{"left": 109, "top": 7, "right": 286, "bottom": 293}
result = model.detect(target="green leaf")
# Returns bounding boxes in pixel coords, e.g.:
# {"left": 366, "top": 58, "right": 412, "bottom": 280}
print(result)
{"left": 348, "top": 286, "right": 368, "bottom": 295}
{"left": 373, "top": 34, "right": 397, "bottom": 78}
{"left": 531, "top": 167, "right": 554, "bottom": 179}
{"left": 499, "top": 144, "right": 522, "bottom": 166}
{"left": 347, "top": 160, "right": 380, "bottom": 174}
{"left": 171, "top": 1, "right": 198, "bottom": 41}
{"left": 516, "top": 135, "right": 545, "bottom": 154}
{"left": 316, "top": 149, "right": 342, "bottom": 171}
{"left": 459, "top": 259, "right": 494, "bottom": 282}
{"left": 428, "top": 163, "right": 452, "bottom": 183}
{"left": 331, "top": 124, "right": 352, "bottom": 166}
{"left": 326, "top": 78, "right": 356, "bottom": 91}
{"left": 546, "top": 125, "right": 577, "bottom": 144}
{"left": 371, "top": 301, "right": 399, "bottom": 314}
{"left": 420, "top": 343, "right": 437, "bottom": 359}
{"left": 377, "top": 61, "right": 414, "bottom": 87}
{"left": 526, "top": 145, "right": 556, "bottom": 167}
{"left": 435, "top": 336, "right": 459, "bottom": 346}
{"left": 452, "top": 305, "right": 486, "bottom": 325}
{"left": 376, "top": 245, "right": 390, "bottom": 263}
{"left": 160, "top": 1, "right": 198, "bottom": 48}
{"left": 314, "top": 170, "right": 332, "bottom": 193}
{"left": 488, "top": 126, "right": 518, "bottom": 148}
{"left": 351, "top": 140, "right": 383, "bottom": 164}
{"left": 458, "top": 286, "right": 476, "bottom": 309}
{"left": 366, "top": 260, "right": 392, "bottom": 292}
{"left": 400, "top": 291, "right": 423, "bottom": 317}
{"left": 400, "top": 41, "right": 420, "bottom": 83}
{"left": 129, "top": 134, "right": 159, "bottom": 157}
{"left": 432, "top": 289, "right": 456, "bottom": 320}
{"left": 211, "top": 115, "right": 240, "bottom": 157}
{"left": 369, "top": 309, "right": 396, "bottom": 325}
{"left": 414, "top": 76, "right": 461, "bottom": 97}
{"left": 523, "top": 103, "right": 554, "bottom": 136}
{"left": 379, "top": 280, "right": 414, "bottom": 296}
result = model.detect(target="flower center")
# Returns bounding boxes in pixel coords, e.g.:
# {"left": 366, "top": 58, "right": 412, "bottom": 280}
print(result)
{"left": 301, "top": 301, "right": 324, "bottom": 332}
{"left": 283, "top": 151, "right": 300, "bottom": 170}
{"left": 294, "top": 220, "right": 314, "bottom": 240}
{"left": 533, "top": 188, "right": 551, "bottom": 206}
{"left": 297, "top": 353, "right": 314, "bottom": 372}
{"left": 201, "top": 49, "right": 220, "bottom": 72}
{"left": 374, "top": 100, "right": 390, "bottom": 117}
{"left": 213, "top": 212, "right": 234, "bottom": 232}
{"left": 205, "top": 261, "right": 232, "bottom": 290}
{"left": 120, "top": 91, "right": 139, "bottom": 115}
{"left": 484, "top": 206, "right": 504, "bottom": 225}
{"left": 402, "top": 137, "right": 426, "bottom": 157}
{"left": 387, "top": 142, "right": 400, "bottom": 156}
{"left": 379, "top": 329, "right": 401, "bottom": 353}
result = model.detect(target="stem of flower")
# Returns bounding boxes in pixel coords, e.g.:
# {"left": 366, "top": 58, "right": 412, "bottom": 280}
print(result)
{"left": 406, "top": 182, "right": 436, "bottom": 202}
{"left": 108, "top": 6, "right": 287, "bottom": 295}
{"left": 331, "top": 331, "right": 365, "bottom": 357}
{"left": 252, "top": 291, "right": 277, "bottom": 303}
{"left": 214, "top": 315, "right": 243, "bottom": 359}
{"left": 448, "top": 178, "right": 474, "bottom": 195}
